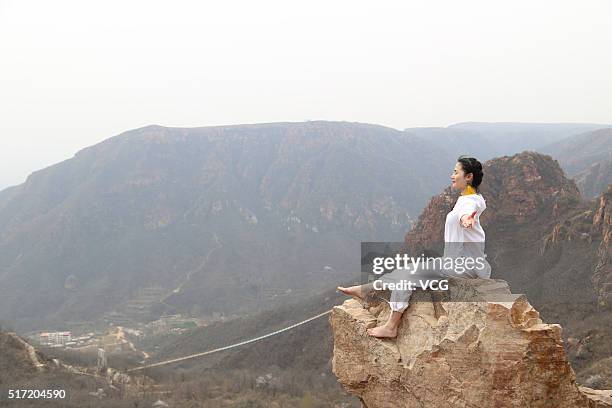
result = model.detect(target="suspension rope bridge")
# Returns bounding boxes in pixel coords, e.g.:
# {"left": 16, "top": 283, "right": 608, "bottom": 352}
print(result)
{"left": 127, "top": 308, "right": 334, "bottom": 372}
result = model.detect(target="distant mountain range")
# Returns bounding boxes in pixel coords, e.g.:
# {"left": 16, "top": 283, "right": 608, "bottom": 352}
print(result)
{"left": 0, "top": 121, "right": 610, "bottom": 332}
{"left": 406, "top": 122, "right": 609, "bottom": 160}
{"left": 0, "top": 121, "right": 455, "bottom": 331}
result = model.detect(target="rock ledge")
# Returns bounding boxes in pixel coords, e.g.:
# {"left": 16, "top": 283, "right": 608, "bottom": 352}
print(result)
{"left": 330, "top": 278, "right": 612, "bottom": 408}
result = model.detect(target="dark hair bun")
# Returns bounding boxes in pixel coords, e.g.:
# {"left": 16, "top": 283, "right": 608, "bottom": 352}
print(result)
{"left": 457, "top": 156, "right": 483, "bottom": 189}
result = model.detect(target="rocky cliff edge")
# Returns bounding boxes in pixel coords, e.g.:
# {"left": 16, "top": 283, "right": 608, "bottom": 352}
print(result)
{"left": 330, "top": 278, "right": 612, "bottom": 407}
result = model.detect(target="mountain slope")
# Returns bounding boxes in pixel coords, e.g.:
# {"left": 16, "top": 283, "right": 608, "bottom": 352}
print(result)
{"left": 0, "top": 121, "right": 456, "bottom": 331}
{"left": 540, "top": 128, "right": 612, "bottom": 198}
{"left": 131, "top": 287, "right": 358, "bottom": 406}
{"left": 541, "top": 128, "right": 612, "bottom": 175}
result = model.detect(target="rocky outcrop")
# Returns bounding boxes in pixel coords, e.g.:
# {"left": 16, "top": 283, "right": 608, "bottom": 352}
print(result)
{"left": 538, "top": 183, "right": 611, "bottom": 308}
{"left": 592, "top": 185, "right": 612, "bottom": 307}
{"left": 330, "top": 278, "right": 612, "bottom": 407}
{"left": 5, "top": 332, "right": 46, "bottom": 371}
{"left": 0, "top": 331, "right": 48, "bottom": 374}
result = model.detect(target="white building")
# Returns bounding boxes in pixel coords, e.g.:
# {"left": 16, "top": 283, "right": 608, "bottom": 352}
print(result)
{"left": 39, "top": 331, "right": 72, "bottom": 346}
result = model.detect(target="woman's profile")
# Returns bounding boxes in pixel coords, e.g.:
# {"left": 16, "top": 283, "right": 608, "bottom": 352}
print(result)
{"left": 337, "top": 156, "right": 491, "bottom": 338}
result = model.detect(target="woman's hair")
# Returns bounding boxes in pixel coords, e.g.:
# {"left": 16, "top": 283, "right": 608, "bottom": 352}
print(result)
{"left": 457, "top": 156, "right": 483, "bottom": 190}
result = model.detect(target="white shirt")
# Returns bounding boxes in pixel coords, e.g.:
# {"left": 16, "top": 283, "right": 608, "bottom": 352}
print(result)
{"left": 444, "top": 193, "right": 486, "bottom": 242}
{"left": 443, "top": 193, "right": 490, "bottom": 279}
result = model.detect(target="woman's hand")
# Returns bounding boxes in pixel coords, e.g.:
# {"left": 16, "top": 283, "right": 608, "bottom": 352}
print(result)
{"left": 460, "top": 211, "right": 477, "bottom": 228}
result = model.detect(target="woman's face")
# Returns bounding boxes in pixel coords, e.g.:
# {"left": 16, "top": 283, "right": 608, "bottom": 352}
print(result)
{"left": 451, "top": 162, "right": 472, "bottom": 191}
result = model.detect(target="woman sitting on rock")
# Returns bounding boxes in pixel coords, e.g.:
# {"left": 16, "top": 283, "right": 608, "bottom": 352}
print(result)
{"left": 337, "top": 156, "right": 491, "bottom": 338}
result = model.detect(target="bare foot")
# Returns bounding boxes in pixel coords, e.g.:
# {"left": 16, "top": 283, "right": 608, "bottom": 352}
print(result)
{"left": 367, "top": 324, "right": 398, "bottom": 338}
{"left": 337, "top": 285, "right": 365, "bottom": 301}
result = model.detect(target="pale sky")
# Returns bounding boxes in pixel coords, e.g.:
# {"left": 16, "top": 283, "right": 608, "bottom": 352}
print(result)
{"left": 1, "top": 0, "right": 611, "bottom": 190}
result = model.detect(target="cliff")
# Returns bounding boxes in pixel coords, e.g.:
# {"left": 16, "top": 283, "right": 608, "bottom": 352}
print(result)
{"left": 592, "top": 185, "right": 612, "bottom": 308}
{"left": 330, "top": 278, "right": 612, "bottom": 407}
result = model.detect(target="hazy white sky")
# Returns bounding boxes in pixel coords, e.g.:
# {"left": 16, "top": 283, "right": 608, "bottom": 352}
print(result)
{"left": 1, "top": 0, "right": 611, "bottom": 190}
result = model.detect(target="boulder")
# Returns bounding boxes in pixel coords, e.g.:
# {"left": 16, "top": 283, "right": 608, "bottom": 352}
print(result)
{"left": 330, "top": 278, "right": 612, "bottom": 407}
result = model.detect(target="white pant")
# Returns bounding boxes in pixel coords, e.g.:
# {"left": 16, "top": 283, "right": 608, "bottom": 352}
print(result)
{"left": 377, "top": 256, "right": 491, "bottom": 312}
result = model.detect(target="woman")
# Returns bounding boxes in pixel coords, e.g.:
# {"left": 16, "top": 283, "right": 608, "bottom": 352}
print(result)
{"left": 337, "top": 156, "right": 491, "bottom": 338}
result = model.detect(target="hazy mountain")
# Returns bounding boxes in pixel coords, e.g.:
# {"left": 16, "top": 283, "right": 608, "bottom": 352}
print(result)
{"left": 406, "top": 122, "right": 610, "bottom": 161}
{"left": 404, "top": 126, "right": 499, "bottom": 160}
{"left": 0, "top": 121, "right": 458, "bottom": 331}
{"left": 450, "top": 122, "right": 610, "bottom": 155}
{"left": 540, "top": 128, "right": 612, "bottom": 197}
{"left": 541, "top": 128, "right": 612, "bottom": 175}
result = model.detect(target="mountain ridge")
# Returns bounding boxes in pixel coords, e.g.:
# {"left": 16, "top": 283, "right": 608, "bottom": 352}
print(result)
{"left": 0, "top": 121, "right": 454, "bottom": 331}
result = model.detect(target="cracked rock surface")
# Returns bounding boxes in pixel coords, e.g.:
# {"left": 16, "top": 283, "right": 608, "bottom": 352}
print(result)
{"left": 330, "top": 278, "right": 612, "bottom": 408}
